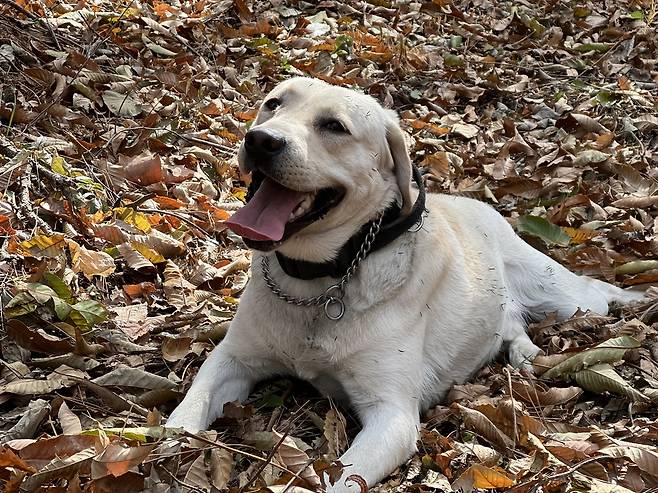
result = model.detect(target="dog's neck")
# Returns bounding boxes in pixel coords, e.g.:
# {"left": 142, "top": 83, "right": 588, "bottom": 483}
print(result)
{"left": 274, "top": 166, "right": 426, "bottom": 280}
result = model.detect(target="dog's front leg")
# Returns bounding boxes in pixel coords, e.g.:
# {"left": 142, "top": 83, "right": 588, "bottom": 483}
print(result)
{"left": 166, "top": 344, "right": 261, "bottom": 433}
{"left": 328, "top": 402, "right": 419, "bottom": 492}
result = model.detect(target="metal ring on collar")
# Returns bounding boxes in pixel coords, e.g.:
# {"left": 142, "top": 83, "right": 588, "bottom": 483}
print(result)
{"left": 324, "top": 297, "right": 345, "bottom": 320}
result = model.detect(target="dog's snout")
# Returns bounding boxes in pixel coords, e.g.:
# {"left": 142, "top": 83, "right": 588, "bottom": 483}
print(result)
{"left": 244, "top": 128, "right": 286, "bottom": 159}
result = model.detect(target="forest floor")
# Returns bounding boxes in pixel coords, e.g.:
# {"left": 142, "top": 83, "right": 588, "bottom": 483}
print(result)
{"left": 1, "top": 0, "right": 658, "bottom": 492}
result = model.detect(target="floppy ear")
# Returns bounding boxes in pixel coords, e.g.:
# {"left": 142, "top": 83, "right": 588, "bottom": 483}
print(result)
{"left": 385, "top": 112, "right": 413, "bottom": 215}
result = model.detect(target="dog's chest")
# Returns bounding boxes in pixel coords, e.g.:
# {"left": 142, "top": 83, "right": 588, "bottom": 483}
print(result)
{"left": 274, "top": 322, "right": 352, "bottom": 399}
{"left": 267, "top": 310, "right": 344, "bottom": 378}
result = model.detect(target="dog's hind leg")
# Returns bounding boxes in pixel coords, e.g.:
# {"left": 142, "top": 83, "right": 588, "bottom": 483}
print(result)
{"left": 503, "top": 235, "right": 646, "bottom": 321}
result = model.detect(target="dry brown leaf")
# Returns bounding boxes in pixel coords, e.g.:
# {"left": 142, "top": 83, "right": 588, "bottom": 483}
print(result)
{"left": 452, "top": 403, "right": 514, "bottom": 452}
{"left": 91, "top": 366, "right": 177, "bottom": 391}
{"left": 58, "top": 401, "right": 82, "bottom": 435}
{"left": 323, "top": 408, "right": 348, "bottom": 460}
{"left": 90, "top": 443, "right": 155, "bottom": 479}
{"left": 161, "top": 336, "right": 192, "bottom": 362}
{"left": 0, "top": 447, "right": 37, "bottom": 472}
{"left": 600, "top": 445, "right": 658, "bottom": 477}
{"left": 67, "top": 241, "right": 116, "bottom": 279}
{"left": 6, "top": 319, "right": 74, "bottom": 355}
{"left": 19, "top": 447, "right": 97, "bottom": 492}
{"left": 511, "top": 380, "right": 583, "bottom": 406}
{"left": 116, "top": 242, "right": 156, "bottom": 273}
{"left": 611, "top": 196, "right": 658, "bottom": 209}
{"left": 184, "top": 453, "right": 212, "bottom": 489}
{"left": 556, "top": 113, "right": 609, "bottom": 134}
{"left": 163, "top": 260, "right": 194, "bottom": 308}
{"left": 119, "top": 151, "right": 164, "bottom": 186}
{"left": 209, "top": 448, "right": 234, "bottom": 490}
{"left": 272, "top": 430, "right": 322, "bottom": 489}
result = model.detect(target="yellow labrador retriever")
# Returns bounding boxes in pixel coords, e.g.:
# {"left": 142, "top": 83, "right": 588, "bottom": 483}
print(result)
{"left": 167, "top": 77, "right": 645, "bottom": 491}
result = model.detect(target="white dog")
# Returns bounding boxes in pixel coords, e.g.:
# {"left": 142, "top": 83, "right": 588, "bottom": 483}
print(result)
{"left": 167, "top": 77, "right": 644, "bottom": 491}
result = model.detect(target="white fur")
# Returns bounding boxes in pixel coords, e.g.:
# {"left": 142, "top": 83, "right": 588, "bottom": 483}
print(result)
{"left": 167, "top": 78, "right": 646, "bottom": 492}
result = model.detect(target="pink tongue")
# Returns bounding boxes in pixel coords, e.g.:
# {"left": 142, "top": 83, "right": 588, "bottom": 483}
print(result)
{"left": 225, "top": 178, "right": 305, "bottom": 242}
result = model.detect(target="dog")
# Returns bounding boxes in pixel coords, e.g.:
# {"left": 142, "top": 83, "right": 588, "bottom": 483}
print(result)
{"left": 166, "top": 77, "right": 645, "bottom": 491}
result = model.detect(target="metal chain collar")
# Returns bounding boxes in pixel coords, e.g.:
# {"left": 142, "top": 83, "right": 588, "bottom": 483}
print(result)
{"left": 261, "top": 210, "right": 425, "bottom": 320}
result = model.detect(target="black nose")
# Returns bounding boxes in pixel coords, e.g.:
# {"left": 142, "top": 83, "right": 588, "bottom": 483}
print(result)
{"left": 244, "top": 128, "right": 286, "bottom": 159}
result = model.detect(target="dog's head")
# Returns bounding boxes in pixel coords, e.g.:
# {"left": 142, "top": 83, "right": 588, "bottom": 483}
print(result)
{"left": 226, "top": 77, "right": 413, "bottom": 262}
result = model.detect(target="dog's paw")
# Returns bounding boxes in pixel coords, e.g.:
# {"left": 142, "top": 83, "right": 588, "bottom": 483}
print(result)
{"left": 323, "top": 470, "right": 368, "bottom": 493}
{"left": 507, "top": 335, "right": 542, "bottom": 372}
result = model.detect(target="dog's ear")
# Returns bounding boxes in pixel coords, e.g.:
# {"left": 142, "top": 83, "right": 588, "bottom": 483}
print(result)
{"left": 385, "top": 111, "right": 413, "bottom": 215}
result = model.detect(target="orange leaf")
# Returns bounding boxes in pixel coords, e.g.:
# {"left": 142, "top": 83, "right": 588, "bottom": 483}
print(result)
{"left": 217, "top": 128, "right": 241, "bottom": 142}
{"left": 197, "top": 196, "right": 231, "bottom": 221}
{"left": 233, "top": 109, "right": 258, "bottom": 121}
{"left": 407, "top": 119, "right": 451, "bottom": 136}
{"left": 153, "top": 0, "right": 178, "bottom": 19}
{"left": 0, "top": 447, "right": 37, "bottom": 473}
{"left": 452, "top": 464, "right": 516, "bottom": 490}
{"left": 153, "top": 196, "right": 187, "bottom": 209}
{"left": 123, "top": 282, "right": 156, "bottom": 300}
{"left": 564, "top": 227, "right": 601, "bottom": 244}
{"left": 0, "top": 214, "right": 15, "bottom": 235}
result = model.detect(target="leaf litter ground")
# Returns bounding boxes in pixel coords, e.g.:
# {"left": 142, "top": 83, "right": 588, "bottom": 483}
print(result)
{"left": 1, "top": 0, "right": 658, "bottom": 492}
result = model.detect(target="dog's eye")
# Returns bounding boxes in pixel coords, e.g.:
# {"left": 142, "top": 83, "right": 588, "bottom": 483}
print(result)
{"left": 322, "top": 119, "right": 349, "bottom": 133}
{"left": 264, "top": 98, "right": 281, "bottom": 111}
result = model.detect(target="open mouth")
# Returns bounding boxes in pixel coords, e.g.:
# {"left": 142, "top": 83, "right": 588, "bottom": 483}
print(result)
{"left": 225, "top": 171, "right": 345, "bottom": 251}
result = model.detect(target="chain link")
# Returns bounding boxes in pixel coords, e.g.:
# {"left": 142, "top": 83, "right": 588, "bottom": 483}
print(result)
{"left": 261, "top": 213, "right": 385, "bottom": 319}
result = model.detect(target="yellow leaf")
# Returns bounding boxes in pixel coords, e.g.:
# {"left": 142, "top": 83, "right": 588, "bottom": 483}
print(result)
{"left": 19, "top": 234, "right": 66, "bottom": 258}
{"left": 232, "top": 188, "right": 247, "bottom": 203}
{"left": 114, "top": 207, "right": 152, "bottom": 233}
{"left": 131, "top": 241, "right": 165, "bottom": 263}
{"left": 90, "top": 210, "right": 107, "bottom": 224}
{"left": 51, "top": 155, "right": 69, "bottom": 176}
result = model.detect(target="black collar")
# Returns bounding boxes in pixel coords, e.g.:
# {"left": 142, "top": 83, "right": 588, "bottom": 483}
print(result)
{"left": 275, "top": 166, "right": 426, "bottom": 280}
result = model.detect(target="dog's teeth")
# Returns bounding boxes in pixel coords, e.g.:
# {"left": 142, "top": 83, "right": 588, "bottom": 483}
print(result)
{"left": 288, "top": 192, "right": 316, "bottom": 221}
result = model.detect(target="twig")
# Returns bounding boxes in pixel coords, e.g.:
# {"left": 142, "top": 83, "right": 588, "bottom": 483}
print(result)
{"left": 35, "top": 162, "right": 74, "bottom": 187}
{"left": 0, "top": 135, "right": 18, "bottom": 158}
{"left": 266, "top": 382, "right": 294, "bottom": 431}
{"left": 528, "top": 456, "right": 611, "bottom": 492}
{"left": 16, "top": 159, "right": 53, "bottom": 234}
{"left": 123, "top": 192, "right": 157, "bottom": 209}
{"left": 66, "top": 375, "right": 150, "bottom": 417}
{"left": 241, "top": 404, "right": 311, "bottom": 492}
{"left": 179, "top": 430, "right": 301, "bottom": 478}
{"left": 240, "top": 427, "right": 294, "bottom": 492}
{"left": 37, "top": 0, "right": 62, "bottom": 50}
{"left": 0, "top": 0, "right": 61, "bottom": 50}
{"left": 0, "top": 0, "right": 39, "bottom": 20}
{"left": 504, "top": 367, "right": 517, "bottom": 450}
{"left": 137, "top": 208, "right": 214, "bottom": 238}
{"left": 159, "top": 466, "right": 207, "bottom": 493}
